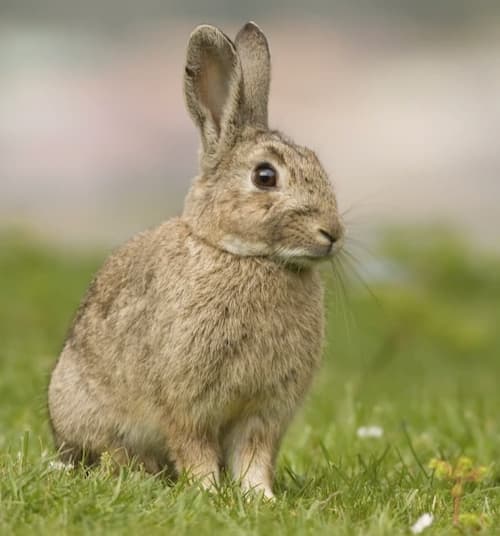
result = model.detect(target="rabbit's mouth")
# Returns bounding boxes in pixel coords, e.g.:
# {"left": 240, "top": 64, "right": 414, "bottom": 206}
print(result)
{"left": 272, "top": 240, "right": 343, "bottom": 268}
{"left": 217, "top": 230, "right": 343, "bottom": 267}
{"left": 272, "top": 224, "right": 345, "bottom": 266}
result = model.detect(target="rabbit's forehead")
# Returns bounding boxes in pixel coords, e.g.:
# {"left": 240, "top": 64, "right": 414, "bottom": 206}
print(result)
{"left": 259, "top": 144, "right": 333, "bottom": 197}
{"left": 238, "top": 136, "right": 329, "bottom": 181}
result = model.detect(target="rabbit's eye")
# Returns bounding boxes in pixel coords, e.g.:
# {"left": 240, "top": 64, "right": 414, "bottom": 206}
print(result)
{"left": 252, "top": 163, "right": 278, "bottom": 189}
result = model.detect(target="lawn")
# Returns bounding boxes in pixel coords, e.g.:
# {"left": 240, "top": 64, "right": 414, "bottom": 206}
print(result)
{"left": 0, "top": 228, "right": 499, "bottom": 535}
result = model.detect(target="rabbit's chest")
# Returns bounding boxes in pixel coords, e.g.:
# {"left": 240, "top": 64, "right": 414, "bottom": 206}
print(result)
{"left": 168, "top": 265, "right": 325, "bottom": 410}
{"left": 218, "top": 307, "right": 323, "bottom": 400}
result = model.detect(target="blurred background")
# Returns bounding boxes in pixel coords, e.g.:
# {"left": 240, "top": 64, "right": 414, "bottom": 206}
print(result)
{"left": 1, "top": 0, "right": 499, "bottom": 247}
{"left": 1, "top": 7, "right": 500, "bottom": 526}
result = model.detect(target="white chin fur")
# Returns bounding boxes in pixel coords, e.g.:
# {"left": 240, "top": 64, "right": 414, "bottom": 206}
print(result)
{"left": 274, "top": 247, "right": 333, "bottom": 267}
{"left": 220, "top": 236, "right": 270, "bottom": 257}
{"left": 219, "top": 238, "right": 331, "bottom": 267}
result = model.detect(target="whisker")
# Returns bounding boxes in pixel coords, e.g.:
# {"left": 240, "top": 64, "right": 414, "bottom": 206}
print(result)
{"left": 328, "top": 259, "right": 342, "bottom": 313}
{"left": 338, "top": 248, "right": 365, "bottom": 269}
{"left": 342, "top": 237, "right": 379, "bottom": 260}
{"left": 335, "top": 255, "right": 361, "bottom": 335}
{"left": 337, "top": 250, "right": 382, "bottom": 309}
{"left": 329, "top": 257, "right": 355, "bottom": 342}
{"left": 339, "top": 187, "right": 392, "bottom": 219}
{"left": 328, "top": 258, "right": 344, "bottom": 320}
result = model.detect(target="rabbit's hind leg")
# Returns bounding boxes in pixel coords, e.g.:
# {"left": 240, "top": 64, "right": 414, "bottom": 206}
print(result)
{"left": 53, "top": 437, "right": 100, "bottom": 468}
{"left": 99, "top": 444, "right": 165, "bottom": 475}
{"left": 53, "top": 435, "right": 169, "bottom": 477}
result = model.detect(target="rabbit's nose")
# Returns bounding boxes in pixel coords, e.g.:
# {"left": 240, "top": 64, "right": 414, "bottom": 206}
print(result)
{"left": 318, "top": 221, "right": 343, "bottom": 245}
{"left": 318, "top": 229, "right": 337, "bottom": 245}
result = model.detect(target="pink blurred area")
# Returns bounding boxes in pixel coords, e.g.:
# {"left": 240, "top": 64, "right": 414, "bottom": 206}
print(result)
{"left": 1, "top": 14, "right": 499, "bottom": 246}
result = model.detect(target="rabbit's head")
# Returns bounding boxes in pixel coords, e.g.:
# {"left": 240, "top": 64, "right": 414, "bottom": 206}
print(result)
{"left": 183, "top": 22, "right": 343, "bottom": 267}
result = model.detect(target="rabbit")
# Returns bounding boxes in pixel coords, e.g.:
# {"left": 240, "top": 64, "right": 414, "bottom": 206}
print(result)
{"left": 48, "top": 21, "right": 344, "bottom": 499}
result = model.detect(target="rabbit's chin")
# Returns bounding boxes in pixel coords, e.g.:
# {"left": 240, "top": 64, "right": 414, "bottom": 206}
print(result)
{"left": 273, "top": 249, "right": 334, "bottom": 269}
{"left": 219, "top": 235, "right": 336, "bottom": 268}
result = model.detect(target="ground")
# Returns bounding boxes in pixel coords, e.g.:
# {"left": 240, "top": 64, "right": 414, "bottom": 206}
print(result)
{"left": 0, "top": 228, "right": 499, "bottom": 535}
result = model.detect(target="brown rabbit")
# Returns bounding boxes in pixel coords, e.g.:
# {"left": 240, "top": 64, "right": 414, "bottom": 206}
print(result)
{"left": 48, "top": 22, "right": 344, "bottom": 499}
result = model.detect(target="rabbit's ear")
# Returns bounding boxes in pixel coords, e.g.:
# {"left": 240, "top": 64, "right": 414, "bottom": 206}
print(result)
{"left": 184, "top": 25, "right": 243, "bottom": 156}
{"left": 235, "top": 22, "right": 271, "bottom": 129}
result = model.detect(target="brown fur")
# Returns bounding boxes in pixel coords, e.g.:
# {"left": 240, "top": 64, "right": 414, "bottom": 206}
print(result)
{"left": 48, "top": 22, "right": 344, "bottom": 498}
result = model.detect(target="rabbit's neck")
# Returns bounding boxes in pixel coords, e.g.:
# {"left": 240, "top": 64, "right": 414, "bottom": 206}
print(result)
{"left": 181, "top": 217, "right": 318, "bottom": 275}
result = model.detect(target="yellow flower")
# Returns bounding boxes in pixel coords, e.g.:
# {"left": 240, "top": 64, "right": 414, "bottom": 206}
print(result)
{"left": 454, "top": 456, "right": 473, "bottom": 478}
{"left": 428, "top": 458, "right": 452, "bottom": 479}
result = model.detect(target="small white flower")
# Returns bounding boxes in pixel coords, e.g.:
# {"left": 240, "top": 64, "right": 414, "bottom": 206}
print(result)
{"left": 410, "top": 513, "right": 434, "bottom": 534}
{"left": 356, "top": 425, "right": 384, "bottom": 438}
{"left": 48, "top": 460, "right": 74, "bottom": 471}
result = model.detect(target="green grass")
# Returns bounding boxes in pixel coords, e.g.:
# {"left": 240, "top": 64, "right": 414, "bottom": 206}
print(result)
{"left": 1, "top": 228, "right": 499, "bottom": 535}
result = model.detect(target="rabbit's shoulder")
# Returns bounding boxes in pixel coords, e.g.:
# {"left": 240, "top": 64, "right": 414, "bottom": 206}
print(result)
{"left": 66, "top": 218, "right": 188, "bottom": 342}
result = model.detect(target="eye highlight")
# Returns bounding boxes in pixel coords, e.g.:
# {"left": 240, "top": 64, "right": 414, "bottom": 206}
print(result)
{"left": 252, "top": 162, "right": 278, "bottom": 189}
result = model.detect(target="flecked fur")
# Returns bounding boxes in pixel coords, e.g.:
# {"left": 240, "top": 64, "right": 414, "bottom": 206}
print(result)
{"left": 48, "top": 22, "right": 343, "bottom": 498}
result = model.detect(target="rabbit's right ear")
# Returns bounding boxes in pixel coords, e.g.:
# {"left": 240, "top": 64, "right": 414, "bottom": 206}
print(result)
{"left": 235, "top": 22, "right": 270, "bottom": 129}
{"left": 184, "top": 25, "right": 243, "bottom": 158}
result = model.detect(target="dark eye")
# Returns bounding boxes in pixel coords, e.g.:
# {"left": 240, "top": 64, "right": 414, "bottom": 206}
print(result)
{"left": 252, "top": 162, "right": 278, "bottom": 189}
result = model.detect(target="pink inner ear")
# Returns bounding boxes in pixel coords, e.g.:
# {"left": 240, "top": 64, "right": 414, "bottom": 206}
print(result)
{"left": 199, "top": 47, "right": 232, "bottom": 134}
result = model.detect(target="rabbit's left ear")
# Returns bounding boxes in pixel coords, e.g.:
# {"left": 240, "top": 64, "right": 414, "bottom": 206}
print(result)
{"left": 184, "top": 25, "right": 243, "bottom": 157}
{"left": 235, "top": 22, "right": 271, "bottom": 129}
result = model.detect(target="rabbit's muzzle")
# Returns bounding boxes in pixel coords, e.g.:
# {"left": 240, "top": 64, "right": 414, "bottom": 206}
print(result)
{"left": 318, "top": 217, "right": 344, "bottom": 250}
